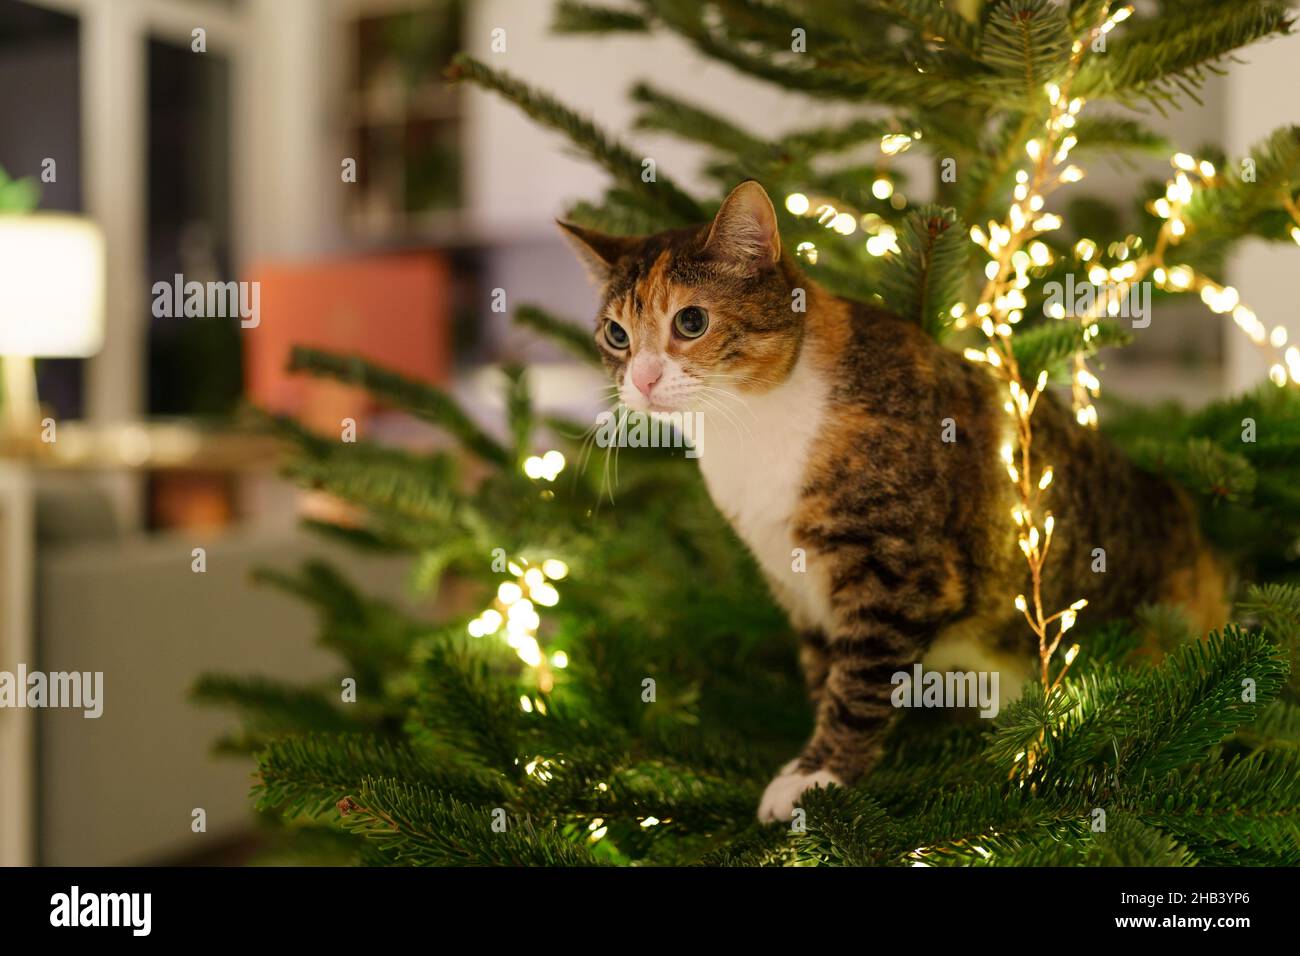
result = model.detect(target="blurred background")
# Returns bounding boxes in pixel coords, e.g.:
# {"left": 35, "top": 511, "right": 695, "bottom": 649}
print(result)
{"left": 0, "top": 0, "right": 1295, "bottom": 865}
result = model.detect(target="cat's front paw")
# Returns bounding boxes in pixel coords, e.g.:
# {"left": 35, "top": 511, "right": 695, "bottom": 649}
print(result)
{"left": 757, "top": 763, "right": 842, "bottom": 823}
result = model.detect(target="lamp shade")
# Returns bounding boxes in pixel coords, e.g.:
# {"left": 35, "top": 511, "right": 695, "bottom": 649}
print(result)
{"left": 0, "top": 213, "right": 105, "bottom": 357}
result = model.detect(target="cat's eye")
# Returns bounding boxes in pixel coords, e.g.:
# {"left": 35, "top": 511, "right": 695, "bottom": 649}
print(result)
{"left": 604, "top": 319, "right": 630, "bottom": 349}
{"left": 674, "top": 306, "right": 709, "bottom": 339}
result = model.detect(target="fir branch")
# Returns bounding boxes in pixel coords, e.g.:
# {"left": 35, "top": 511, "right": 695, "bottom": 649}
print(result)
{"left": 1127, "top": 436, "right": 1257, "bottom": 504}
{"left": 288, "top": 346, "right": 510, "bottom": 466}
{"left": 564, "top": 190, "right": 682, "bottom": 237}
{"left": 411, "top": 637, "right": 525, "bottom": 775}
{"left": 645, "top": 0, "right": 983, "bottom": 106}
{"left": 1237, "top": 582, "right": 1300, "bottom": 647}
{"left": 875, "top": 0, "right": 983, "bottom": 58}
{"left": 630, "top": 82, "right": 768, "bottom": 157}
{"left": 1075, "top": 1, "right": 1294, "bottom": 108}
{"left": 1136, "top": 751, "right": 1300, "bottom": 863}
{"left": 254, "top": 734, "right": 503, "bottom": 818}
{"left": 341, "top": 778, "right": 603, "bottom": 866}
{"left": 447, "top": 54, "right": 703, "bottom": 224}
{"left": 1183, "top": 125, "right": 1300, "bottom": 243}
{"left": 552, "top": 0, "right": 650, "bottom": 32}
{"left": 515, "top": 305, "right": 602, "bottom": 365}
{"left": 503, "top": 364, "right": 533, "bottom": 468}
{"left": 978, "top": 0, "right": 1073, "bottom": 99}
{"left": 1122, "top": 627, "right": 1290, "bottom": 777}
{"left": 1070, "top": 114, "right": 1172, "bottom": 157}
{"left": 877, "top": 204, "right": 969, "bottom": 336}
{"left": 792, "top": 786, "right": 908, "bottom": 866}
{"left": 1011, "top": 318, "right": 1131, "bottom": 380}
{"left": 1236, "top": 700, "right": 1300, "bottom": 751}
{"left": 192, "top": 675, "right": 357, "bottom": 736}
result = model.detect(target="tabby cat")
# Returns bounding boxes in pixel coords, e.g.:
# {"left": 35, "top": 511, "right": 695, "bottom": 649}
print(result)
{"left": 561, "top": 181, "right": 1226, "bottom": 822}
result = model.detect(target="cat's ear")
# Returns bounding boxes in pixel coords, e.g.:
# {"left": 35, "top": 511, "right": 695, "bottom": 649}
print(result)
{"left": 557, "top": 220, "right": 635, "bottom": 282}
{"left": 704, "top": 180, "right": 781, "bottom": 273}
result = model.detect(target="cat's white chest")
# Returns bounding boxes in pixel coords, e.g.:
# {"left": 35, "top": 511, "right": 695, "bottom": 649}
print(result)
{"left": 697, "top": 358, "right": 832, "bottom": 631}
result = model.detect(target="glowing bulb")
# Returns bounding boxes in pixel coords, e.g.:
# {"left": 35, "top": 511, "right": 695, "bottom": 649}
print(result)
{"left": 871, "top": 178, "right": 894, "bottom": 200}
{"left": 785, "top": 192, "right": 810, "bottom": 215}
{"left": 498, "top": 581, "right": 523, "bottom": 604}
{"left": 542, "top": 559, "right": 569, "bottom": 580}
{"left": 541, "top": 449, "right": 566, "bottom": 479}
{"left": 516, "top": 636, "right": 542, "bottom": 667}
{"left": 524, "top": 567, "right": 544, "bottom": 589}
{"left": 531, "top": 582, "right": 559, "bottom": 607}
{"left": 880, "top": 133, "right": 913, "bottom": 155}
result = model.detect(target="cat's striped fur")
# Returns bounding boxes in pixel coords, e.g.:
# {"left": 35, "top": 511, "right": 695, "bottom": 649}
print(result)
{"left": 562, "top": 181, "right": 1226, "bottom": 821}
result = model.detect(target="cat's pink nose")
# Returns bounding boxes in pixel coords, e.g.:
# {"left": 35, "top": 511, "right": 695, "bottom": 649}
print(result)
{"left": 630, "top": 356, "right": 664, "bottom": 398}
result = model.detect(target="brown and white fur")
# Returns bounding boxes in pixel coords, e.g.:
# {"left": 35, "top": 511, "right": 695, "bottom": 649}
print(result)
{"left": 561, "top": 181, "right": 1227, "bottom": 822}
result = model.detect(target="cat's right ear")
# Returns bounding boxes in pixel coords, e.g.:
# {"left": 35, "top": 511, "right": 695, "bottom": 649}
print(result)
{"left": 557, "top": 220, "right": 634, "bottom": 282}
{"left": 703, "top": 180, "right": 781, "bottom": 274}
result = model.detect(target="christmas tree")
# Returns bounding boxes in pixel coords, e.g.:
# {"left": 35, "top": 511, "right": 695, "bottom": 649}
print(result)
{"left": 199, "top": 0, "right": 1300, "bottom": 865}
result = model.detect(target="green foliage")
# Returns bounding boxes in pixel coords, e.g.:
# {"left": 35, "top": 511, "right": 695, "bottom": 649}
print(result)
{"left": 877, "top": 205, "right": 970, "bottom": 335}
{"left": 1012, "top": 318, "right": 1131, "bottom": 380}
{"left": 0, "top": 166, "right": 38, "bottom": 212}
{"left": 201, "top": 311, "right": 1300, "bottom": 866}
{"left": 199, "top": 1, "right": 1300, "bottom": 868}
{"left": 552, "top": 1, "right": 649, "bottom": 33}
{"left": 1075, "top": 1, "right": 1293, "bottom": 108}
{"left": 1104, "top": 385, "right": 1300, "bottom": 575}
{"left": 978, "top": 0, "right": 1073, "bottom": 99}
{"left": 447, "top": 53, "right": 703, "bottom": 225}
{"left": 1183, "top": 125, "right": 1300, "bottom": 243}
{"left": 514, "top": 304, "right": 601, "bottom": 365}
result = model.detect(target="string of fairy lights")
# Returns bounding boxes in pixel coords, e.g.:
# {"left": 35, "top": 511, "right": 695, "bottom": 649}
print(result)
{"left": 780, "top": 2, "right": 1297, "bottom": 706}
{"left": 463, "top": 4, "right": 1297, "bottom": 798}
{"left": 465, "top": 449, "right": 570, "bottom": 696}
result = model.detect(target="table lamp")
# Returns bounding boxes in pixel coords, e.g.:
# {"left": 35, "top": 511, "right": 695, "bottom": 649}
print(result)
{"left": 0, "top": 213, "right": 105, "bottom": 439}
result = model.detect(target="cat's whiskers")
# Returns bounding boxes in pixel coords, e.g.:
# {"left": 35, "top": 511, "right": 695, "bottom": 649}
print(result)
{"left": 693, "top": 386, "right": 753, "bottom": 439}
{"left": 599, "top": 404, "right": 631, "bottom": 503}
{"left": 576, "top": 387, "right": 624, "bottom": 478}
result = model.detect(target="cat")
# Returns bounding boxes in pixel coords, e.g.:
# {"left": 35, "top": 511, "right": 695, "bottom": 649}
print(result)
{"left": 560, "top": 180, "right": 1227, "bottom": 822}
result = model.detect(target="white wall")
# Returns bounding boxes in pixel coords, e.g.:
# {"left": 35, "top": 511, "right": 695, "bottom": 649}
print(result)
{"left": 1224, "top": 28, "right": 1300, "bottom": 393}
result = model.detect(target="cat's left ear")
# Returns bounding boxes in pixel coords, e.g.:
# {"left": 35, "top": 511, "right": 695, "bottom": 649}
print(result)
{"left": 704, "top": 180, "right": 781, "bottom": 274}
{"left": 557, "top": 220, "right": 636, "bottom": 282}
